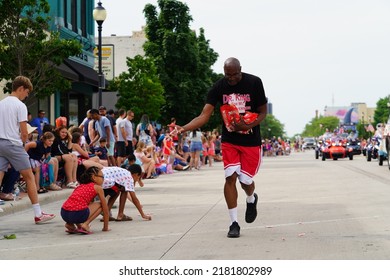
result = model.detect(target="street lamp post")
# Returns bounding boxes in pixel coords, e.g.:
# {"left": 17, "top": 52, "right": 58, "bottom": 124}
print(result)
{"left": 93, "top": 1, "right": 107, "bottom": 107}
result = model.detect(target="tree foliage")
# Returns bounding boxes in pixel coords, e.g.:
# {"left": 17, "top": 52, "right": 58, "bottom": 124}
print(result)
{"left": 373, "top": 96, "right": 390, "bottom": 126}
{"left": 115, "top": 55, "right": 165, "bottom": 122}
{"left": 301, "top": 116, "right": 339, "bottom": 137}
{"left": 0, "top": 0, "right": 82, "bottom": 98}
{"left": 260, "top": 114, "right": 285, "bottom": 139}
{"left": 143, "top": 0, "right": 219, "bottom": 126}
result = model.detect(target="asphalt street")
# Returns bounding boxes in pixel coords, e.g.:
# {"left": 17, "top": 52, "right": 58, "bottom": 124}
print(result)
{"left": 1, "top": 151, "right": 390, "bottom": 260}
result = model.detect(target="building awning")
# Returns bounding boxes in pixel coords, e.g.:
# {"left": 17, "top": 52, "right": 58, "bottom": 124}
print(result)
{"left": 55, "top": 63, "right": 79, "bottom": 81}
{"left": 64, "top": 59, "right": 99, "bottom": 87}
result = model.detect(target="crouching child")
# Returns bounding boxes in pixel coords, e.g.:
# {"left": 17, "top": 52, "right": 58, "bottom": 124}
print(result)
{"left": 61, "top": 166, "right": 110, "bottom": 234}
{"left": 102, "top": 165, "right": 151, "bottom": 221}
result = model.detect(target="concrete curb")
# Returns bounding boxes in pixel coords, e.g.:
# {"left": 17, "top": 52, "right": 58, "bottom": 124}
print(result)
{"left": 0, "top": 188, "right": 73, "bottom": 217}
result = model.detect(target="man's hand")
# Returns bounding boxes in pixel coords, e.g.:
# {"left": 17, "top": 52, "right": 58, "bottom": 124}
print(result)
{"left": 231, "top": 116, "right": 248, "bottom": 132}
{"left": 170, "top": 126, "right": 182, "bottom": 135}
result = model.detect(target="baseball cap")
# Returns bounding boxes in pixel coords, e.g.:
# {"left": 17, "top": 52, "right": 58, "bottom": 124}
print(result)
{"left": 99, "top": 106, "right": 106, "bottom": 110}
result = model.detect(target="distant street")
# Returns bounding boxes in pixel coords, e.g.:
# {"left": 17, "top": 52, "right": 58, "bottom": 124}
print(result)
{"left": 1, "top": 151, "right": 390, "bottom": 260}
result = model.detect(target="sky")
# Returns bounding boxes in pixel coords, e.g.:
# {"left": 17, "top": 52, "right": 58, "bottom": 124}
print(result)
{"left": 96, "top": 0, "right": 390, "bottom": 136}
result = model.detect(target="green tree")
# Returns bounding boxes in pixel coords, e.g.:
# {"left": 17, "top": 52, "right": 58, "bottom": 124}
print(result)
{"left": 373, "top": 96, "right": 390, "bottom": 126}
{"left": 115, "top": 55, "right": 165, "bottom": 122}
{"left": 301, "top": 116, "right": 339, "bottom": 137}
{"left": 260, "top": 114, "right": 285, "bottom": 139}
{"left": 143, "top": 0, "right": 219, "bottom": 125}
{"left": 0, "top": 0, "right": 82, "bottom": 98}
{"left": 356, "top": 122, "right": 371, "bottom": 140}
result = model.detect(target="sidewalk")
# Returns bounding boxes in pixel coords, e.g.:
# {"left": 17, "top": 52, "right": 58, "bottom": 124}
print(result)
{"left": 0, "top": 164, "right": 213, "bottom": 217}
{"left": 0, "top": 188, "right": 73, "bottom": 217}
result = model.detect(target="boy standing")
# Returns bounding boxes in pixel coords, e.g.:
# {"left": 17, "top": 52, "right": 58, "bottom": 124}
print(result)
{"left": 0, "top": 76, "right": 55, "bottom": 224}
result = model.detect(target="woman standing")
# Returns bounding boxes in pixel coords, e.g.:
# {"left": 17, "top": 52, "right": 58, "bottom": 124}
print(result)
{"left": 136, "top": 114, "right": 154, "bottom": 146}
{"left": 189, "top": 129, "right": 203, "bottom": 170}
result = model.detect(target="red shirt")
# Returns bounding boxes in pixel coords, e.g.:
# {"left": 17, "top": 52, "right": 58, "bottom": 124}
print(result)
{"left": 168, "top": 122, "right": 178, "bottom": 142}
{"left": 62, "top": 183, "right": 97, "bottom": 211}
{"left": 163, "top": 139, "right": 174, "bottom": 156}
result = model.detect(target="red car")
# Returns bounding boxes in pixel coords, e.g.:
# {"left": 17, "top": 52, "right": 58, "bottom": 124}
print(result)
{"left": 322, "top": 138, "right": 353, "bottom": 161}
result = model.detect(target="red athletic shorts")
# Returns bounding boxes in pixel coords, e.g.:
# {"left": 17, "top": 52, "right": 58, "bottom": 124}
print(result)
{"left": 222, "top": 142, "right": 262, "bottom": 185}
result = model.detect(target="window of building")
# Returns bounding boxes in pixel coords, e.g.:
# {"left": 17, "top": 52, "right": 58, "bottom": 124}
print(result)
{"left": 81, "top": 0, "right": 87, "bottom": 37}
{"left": 71, "top": 0, "right": 77, "bottom": 33}
{"left": 64, "top": 0, "right": 68, "bottom": 28}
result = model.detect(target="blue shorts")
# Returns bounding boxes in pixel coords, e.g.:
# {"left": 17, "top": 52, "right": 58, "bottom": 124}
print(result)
{"left": 183, "top": 146, "right": 189, "bottom": 153}
{"left": 106, "top": 143, "right": 115, "bottom": 156}
{"left": 190, "top": 141, "right": 202, "bottom": 153}
{"left": 61, "top": 208, "right": 90, "bottom": 224}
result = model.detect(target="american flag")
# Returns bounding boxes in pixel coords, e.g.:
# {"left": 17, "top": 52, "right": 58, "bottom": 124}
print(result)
{"left": 366, "top": 124, "right": 375, "bottom": 132}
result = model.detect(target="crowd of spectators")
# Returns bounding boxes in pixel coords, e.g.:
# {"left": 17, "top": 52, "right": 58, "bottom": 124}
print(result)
{"left": 0, "top": 108, "right": 225, "bottom": 203}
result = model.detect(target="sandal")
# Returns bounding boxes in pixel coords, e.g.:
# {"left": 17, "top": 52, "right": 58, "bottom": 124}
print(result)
{"left": 37, "top": 188, "right": 48, "bottom": 194}
{"left": 115, "top": 215, "right": 133, "bottom": 222}
{"left": 48, "top": 184, "right": 62, "bottom": 191}
{"left": 77, "top": 228, "right": 93, "bottom": 235}
{"left": 100, "top": 216, "right": 116, "bottom": 222}
{"left": 0, "top": 193, "right": 14, "bottom": 201}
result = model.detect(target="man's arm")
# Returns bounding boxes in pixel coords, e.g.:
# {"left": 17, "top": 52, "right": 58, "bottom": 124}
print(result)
{"left": 19, "top": 121, "right": 28, "bottom": 144}
{"left": 113, "top": 124, "right": 118, "bottom": 140}
{"left": 120, "top": 125, "right": 127, "bottom": 146}
{"left": 177, "top": 104, "right": 215, "bottom": 134}
{"left": 105, "top": 125, "right": 111, "bottom": 148}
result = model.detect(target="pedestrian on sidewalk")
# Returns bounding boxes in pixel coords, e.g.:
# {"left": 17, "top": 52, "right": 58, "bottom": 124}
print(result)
{"left": 0, "top": 76, "right": 55, "bottom": 224}
{"left": 174, "top": 57, "right": 268, "bottom": 238}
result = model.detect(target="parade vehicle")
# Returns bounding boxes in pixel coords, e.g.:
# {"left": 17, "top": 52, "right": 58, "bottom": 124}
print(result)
{"left": 381, "top": 121, "right": 390, "bottom": 169}
{"left": 302, "top": 137, "right": 316, "bottom": 150}
{"left": 378, "top": 138, "right": 388, "bottom": 166}
{"left": 346, "top": 137, "right": 362, "bottom": 155}
{"left": 366, "top": 137, "right": 379, "bottom": 162}
{"left": 315, "top": 139, "right": 327, "bottom": 159}
{"left": 343, "top": 130, "right": 361, "bottom": 156}
{"left": 321, "top": 136, "right": 353, "bottom": 161}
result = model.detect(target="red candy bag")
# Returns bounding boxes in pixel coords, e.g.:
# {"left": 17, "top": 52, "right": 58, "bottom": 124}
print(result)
{"left": 220, "top": 104, "right": 240, "bottom": 132}
{"left": 220, "top": 104, "right": 258, "bottom": 134}
{"left": 243, "top": 111, "right": 258, "bottom": 124}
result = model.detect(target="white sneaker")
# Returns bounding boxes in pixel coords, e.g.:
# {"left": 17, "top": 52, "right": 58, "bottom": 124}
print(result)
{"left": 66, "top": 182, "right": 77, "bottom": 188}
{"left": 35, "top": 212, "right": 56, "bottom": 224}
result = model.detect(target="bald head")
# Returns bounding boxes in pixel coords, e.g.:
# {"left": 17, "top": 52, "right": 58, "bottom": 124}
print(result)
{"left": 224, "top": 57, "right": 241, "bottom": 68}
{"left": 224, "top": 57, "right": 242, "bottom": 86}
